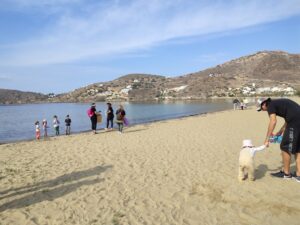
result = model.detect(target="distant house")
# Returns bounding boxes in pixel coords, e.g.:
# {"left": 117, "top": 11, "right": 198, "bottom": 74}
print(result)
{"left": 242, "top": 86, "right": 251, "bottom": 94}
{"left": 120, "top": 87, "right": 132, "bottom": 94}
{"left": 87, "top": 89, "right": 98, "bottom": 95}
{"left": 271, "top": 87, "right": 282, "bottom": 92}
{"left": 169, "top": 85, "right": 188, "bottom": 92}
{"left": 48, "top": 93, "right": 56, "bottom": 98}
{"left": 256, "top": 87, "right": 271, "bottom": 94}
{"left": 284, "top": 87, "right": 295, "bottom": 95}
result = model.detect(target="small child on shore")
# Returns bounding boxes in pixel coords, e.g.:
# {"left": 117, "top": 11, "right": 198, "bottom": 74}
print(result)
{"left": 238, "top": 139, "right": 265, "bottom": 181}
{"left": 42, "top": 119, "right": 48, "bottom": 138}
{"left": 35, "top": 121, "right": 40, "bottom": 140}
{"left": 53, "top": 115, "right": 60, "bottom": 136}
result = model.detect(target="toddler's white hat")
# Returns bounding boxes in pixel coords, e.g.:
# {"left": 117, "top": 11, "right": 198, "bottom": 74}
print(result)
{"left": 243, "top": 139, "right": 254, "bottom": 147}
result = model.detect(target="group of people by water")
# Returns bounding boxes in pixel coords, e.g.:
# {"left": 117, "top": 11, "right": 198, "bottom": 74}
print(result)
{"left": 34, "top": 115, "right": 72, "bottom": 139}
{"left": 34, "top": 103, "right": 127, "bottom": 139}
{"left": 233, "top": 98, "right": 248, "bottom": 110}
{"left": 87, "top": 103, "right": 127, "bottom": 134}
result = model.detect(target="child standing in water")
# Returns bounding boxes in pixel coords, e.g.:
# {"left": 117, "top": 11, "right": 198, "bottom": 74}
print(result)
{"left": 35, "top": 121, "right": 40, "bottom": 140}
{"left": 42, "top": 119, "right": 48, "bottom": 138}
{"left": 53, "top": 115, "right": 60, "bottom": 136}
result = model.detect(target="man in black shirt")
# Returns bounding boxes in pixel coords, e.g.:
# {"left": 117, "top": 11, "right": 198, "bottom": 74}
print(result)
{"left": 257, "top": 97, "right": 300, "bottom": 182}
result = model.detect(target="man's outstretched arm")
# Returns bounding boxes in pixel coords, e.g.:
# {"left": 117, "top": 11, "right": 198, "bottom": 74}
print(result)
{"left": 264, "top": 113, "right": 277, "bottom": 147}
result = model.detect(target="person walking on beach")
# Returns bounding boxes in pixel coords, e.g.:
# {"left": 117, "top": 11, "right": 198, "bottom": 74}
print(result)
{"left": 233, "top": 99, "right": 240, "bottom": 110}
{"left": 116, "top": 105, "right": 126, "bottom": 133}
{"left": 257, "top": 97, "right": 300, "bottom": 182}
{"left": 35, "top": 121, "right": 40, "bottom": 140}
{"left": 65, "top": 115, "right": 72, "bottom": 135}
{"left": 53, "top": 115, "right": 60, "bottom": 136}
{"left": 106, "top": 103, "right": 114, "bottom": 130}
{"left": 87, "top": 103, "right": 97, "bottom": 134}
{"left": 42, "top": 119, "right": 48, "bottom": 138}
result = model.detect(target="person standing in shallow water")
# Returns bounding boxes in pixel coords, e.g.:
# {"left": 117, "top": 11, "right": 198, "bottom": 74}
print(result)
{"left": 106, "top": 103, "right": 114, "bottom": 130}
{"left": 115, "top": 105, "right": 126, "bottom": 133}
{"left": 88, "top": 103, "right": 98, "bottom": 134}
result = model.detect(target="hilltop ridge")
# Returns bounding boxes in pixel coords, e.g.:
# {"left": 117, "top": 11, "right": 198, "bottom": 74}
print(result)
{"left": 1, "top": 51, "right": 299, "bottom": 104}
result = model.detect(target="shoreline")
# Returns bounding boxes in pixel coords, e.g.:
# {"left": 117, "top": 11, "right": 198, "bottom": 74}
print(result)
{"left": 1, "top": 95, "right": 298, "bottom": 105}
{"left": 0, "top": 109, "right": 216, "bottom": 145}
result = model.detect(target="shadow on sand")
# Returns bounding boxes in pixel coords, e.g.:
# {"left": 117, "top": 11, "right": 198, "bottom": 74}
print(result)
{"left": 124, "top": 128, "right": 148, "bottom": 133}
{"left": 256, "top": 164, "right": 297, "bottom": 180}
{"left": 255, "top": 164, "right": 269, "bottom": 180}
{"left": 0, "top": 165, "right": 112, "bottom": 212}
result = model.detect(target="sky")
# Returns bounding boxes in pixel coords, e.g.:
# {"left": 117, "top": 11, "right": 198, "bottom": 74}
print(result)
{"left": 0, "top": 0, "right": 300, "bottom": 94}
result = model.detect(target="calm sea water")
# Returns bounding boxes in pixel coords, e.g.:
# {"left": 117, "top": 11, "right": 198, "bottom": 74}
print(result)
{"left": 0, "top": 100, "right": 233, "bottom": 143}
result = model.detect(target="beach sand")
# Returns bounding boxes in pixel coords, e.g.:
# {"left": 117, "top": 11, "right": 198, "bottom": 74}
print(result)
{"left": 1, "top": 98, "right": 300, "bottom": 225}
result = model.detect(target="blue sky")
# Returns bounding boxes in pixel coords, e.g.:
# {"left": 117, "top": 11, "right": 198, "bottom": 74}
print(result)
{"left": 0, "top": 0, "right": 300, "bottom": 94}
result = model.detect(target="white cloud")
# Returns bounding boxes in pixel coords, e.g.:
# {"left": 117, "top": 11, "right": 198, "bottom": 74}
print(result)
{"left": 0, "top": 75, "right": 12, "bottom": 81}
{"left": 1, "top": 0, "right": 300, "bottom": 66}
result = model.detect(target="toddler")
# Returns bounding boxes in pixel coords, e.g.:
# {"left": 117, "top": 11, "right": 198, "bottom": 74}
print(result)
{"left": 238, "top": 139, "right": 265, "bottom": 181}
{"left": 35, "top": 121, "right": 40, "bottom": 140}
{"left": 53, "top": 115, "right": 60, "bottom": 136}
{"left": 42, "top": 119, "right": 48, "bottom": 137}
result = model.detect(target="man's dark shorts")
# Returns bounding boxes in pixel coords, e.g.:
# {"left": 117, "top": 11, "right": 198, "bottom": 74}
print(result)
{"left": 281, "top": 125, "right": 300, "bottom": 154}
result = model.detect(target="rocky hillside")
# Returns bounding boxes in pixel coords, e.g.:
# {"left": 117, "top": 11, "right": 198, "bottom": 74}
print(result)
{"left": 53, "top": 51, "right": 300, "bottom": 102}
{"left": 0, "top": 89, "right": 48, "bottom": 104}
{"left": 1, "top": 51, "right": 299, "bottom": 104}
{"left": 168, "top": 51, "right": 300, "bottom": 98}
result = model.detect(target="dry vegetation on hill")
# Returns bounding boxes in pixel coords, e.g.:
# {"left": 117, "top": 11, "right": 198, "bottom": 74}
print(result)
{"left": 1, "top": 51, "right": 299, "bottom": 104}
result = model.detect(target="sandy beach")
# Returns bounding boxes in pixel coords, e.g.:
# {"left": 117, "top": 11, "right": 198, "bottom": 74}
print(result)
{"left": 1, "top": 98, "right": 300, "bottom": 225}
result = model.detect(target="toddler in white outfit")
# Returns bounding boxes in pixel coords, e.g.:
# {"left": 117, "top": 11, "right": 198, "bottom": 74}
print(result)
{"left": 238, "top": 139, "right": 265, "bottom": 181}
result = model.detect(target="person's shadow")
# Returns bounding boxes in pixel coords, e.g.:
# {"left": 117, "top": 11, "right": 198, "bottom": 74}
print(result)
{"left": 255, "top": 164, "right": 269, "bottom": 180}
{"left": 0, "top": 165, "right": 112, "bottom": 212}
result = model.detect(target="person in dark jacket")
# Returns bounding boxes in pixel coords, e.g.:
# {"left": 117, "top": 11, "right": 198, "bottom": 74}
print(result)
{"left": 233, "top": 98, "right": 240, "bottom": 110}
{"left": 257, "top": 97, "right": 300, "bottom": 182}
{"left": 65, "top": 115, "right": 72, "bottom": 135}
{"left": 106, "top": 103, "right": 114, "bottom": 130}
{"left": 88, "top": 103, "right": 97, "bottom": 134}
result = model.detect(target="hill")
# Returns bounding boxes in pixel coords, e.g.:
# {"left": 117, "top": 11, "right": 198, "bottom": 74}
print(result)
{"left": 53, "top": 51, "right": 300, "bottom": 102}
{"left": 1, "top": 51, "right": 299, "bottom": 104}
{"left": 0, "top": 89, "right": 48, "bottom": 104}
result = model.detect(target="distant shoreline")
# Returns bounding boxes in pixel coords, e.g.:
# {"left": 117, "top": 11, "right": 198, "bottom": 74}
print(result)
{"left": 1, "top": 95, "right": 297, "bottom": 105}
{"left": 0, "top": 106, "right": 229, "bottom": 145}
